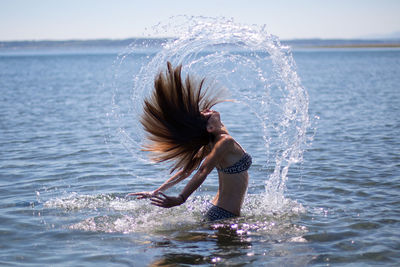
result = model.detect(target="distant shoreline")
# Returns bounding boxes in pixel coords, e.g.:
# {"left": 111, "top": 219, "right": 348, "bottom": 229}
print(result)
{"left": 282, "top": 39, "right": 400, "bottom": 49}
{"left": 1, "top": 38, "right": 400, "bottom": 50}
{"left": 307, "top": 43, "right": 400, "bottom": 48}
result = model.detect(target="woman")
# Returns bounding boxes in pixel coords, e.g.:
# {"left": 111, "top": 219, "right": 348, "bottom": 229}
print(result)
{"left": 128, "top": 62, "right": 251, "bottom": 221}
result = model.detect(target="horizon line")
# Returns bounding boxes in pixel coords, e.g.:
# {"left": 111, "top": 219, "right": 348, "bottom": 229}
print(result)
{"left": 1, "top": 36, "right": 400, "bottom": 43}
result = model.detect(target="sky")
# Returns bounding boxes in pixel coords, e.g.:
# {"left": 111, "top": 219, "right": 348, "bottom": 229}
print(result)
{"left": 1, "top": 0, "right": 399, "bottom": 41}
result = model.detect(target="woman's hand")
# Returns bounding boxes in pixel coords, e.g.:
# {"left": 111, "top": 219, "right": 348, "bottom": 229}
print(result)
{"left": 126, "top": 191, "right": 158, "bottom": 199}
{"left": 150, "top": 192, "right": 184, "bottom": 208}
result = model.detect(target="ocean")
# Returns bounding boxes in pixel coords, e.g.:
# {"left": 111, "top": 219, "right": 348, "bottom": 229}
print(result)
{"left": 1, "top": 20, "right": 400, "bottom": 266}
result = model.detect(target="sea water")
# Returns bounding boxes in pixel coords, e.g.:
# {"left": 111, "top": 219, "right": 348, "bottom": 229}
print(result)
{"left": 1, "top": 17, "right": 400, "bottom": 266}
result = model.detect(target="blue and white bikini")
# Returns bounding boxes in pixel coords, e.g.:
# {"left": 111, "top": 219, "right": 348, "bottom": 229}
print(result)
{"left": 205, "top": 152, "right": 252, "bottom": 222}
{"left": 216, "top": 152, "right": 252, "bottom": 174}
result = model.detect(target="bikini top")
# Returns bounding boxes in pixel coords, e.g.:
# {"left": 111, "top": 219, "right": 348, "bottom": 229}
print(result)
{"left": 217, "top": 152, "right": 252, "bottom": 174}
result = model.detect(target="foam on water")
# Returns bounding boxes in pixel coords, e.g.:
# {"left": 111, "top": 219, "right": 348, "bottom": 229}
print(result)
{"left": 44, "top": 192, "right": 307, "bottom": 241}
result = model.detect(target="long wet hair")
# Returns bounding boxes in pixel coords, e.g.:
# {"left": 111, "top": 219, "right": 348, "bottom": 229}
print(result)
{"left": 141, "top": 62, "right": 226, "bottom": 173}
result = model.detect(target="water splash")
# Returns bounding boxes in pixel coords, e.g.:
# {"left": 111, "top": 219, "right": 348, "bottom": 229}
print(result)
{"left": 108, "top": 16, "right": 310, "bottom": 207}
{"left": 45, "top": 192, "right": 306, "bottom": 238}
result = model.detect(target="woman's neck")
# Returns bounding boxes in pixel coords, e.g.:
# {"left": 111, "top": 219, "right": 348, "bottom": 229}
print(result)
{"left": 212, "top": 126, "right": 229, "bottom": 143}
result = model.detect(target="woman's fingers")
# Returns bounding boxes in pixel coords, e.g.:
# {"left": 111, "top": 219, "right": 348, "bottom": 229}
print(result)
{"left": 158, "top": 192, "right": 168, "bottom": 198}
{"left": 150, "top": 194, "right": 172, "bottom": 207}
{"left": 127, "top": 192, "right": 177, "bottom": 208}
{"left": 150, "top": 195, "right": 165, "bottom": 201}
{"left": 150, "top": 199, "right": 167, "bottom": 207}
{"left": 150, "top": 197, "right": 164, "bottom": 203}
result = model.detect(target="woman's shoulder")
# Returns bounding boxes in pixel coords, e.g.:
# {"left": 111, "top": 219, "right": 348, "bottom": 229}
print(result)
{"left": 217, "top": 134, "right": 234, "bottom": 143}
{"left": 214, "top": 135, "right": 236, "bottom": 150}
{"left": 215, "top": 134, "right": 247, "bottom": 155}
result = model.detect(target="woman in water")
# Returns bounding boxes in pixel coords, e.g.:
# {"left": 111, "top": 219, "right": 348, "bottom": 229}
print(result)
{"left": 128, "top": 62, "right": 251, "bottom": 221}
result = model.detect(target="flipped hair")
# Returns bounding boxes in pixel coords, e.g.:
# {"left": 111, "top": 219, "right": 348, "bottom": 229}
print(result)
{"left": 141, "top": 62, "right": 226, "bottom": 173}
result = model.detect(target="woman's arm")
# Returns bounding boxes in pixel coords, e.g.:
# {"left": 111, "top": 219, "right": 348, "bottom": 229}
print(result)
{"left": 177, "top": 157, "right": 216, "bottom": 202}
{"left": 126, "top": 169, "right": 191, "bottom": 198}
{"left": 150, "top": 137, "right": 229, "bottom": 208}
{"left": 155, "top": 169, "right": 191, "bottom": 193}
{"left": 150, "top": 164, "right": 211, "bottom": 208}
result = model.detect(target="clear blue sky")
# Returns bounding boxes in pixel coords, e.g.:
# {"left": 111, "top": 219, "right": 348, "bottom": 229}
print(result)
{"left": 1, "top": 0, "right": 399, "bottom": 41}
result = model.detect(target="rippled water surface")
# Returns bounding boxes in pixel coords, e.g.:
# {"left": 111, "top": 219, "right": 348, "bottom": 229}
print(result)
{"left": 1, "top": 40, "right": 400, "bottom": 266}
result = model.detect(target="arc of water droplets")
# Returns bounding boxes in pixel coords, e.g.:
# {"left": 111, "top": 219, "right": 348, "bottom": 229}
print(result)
{"left": 111, "top": 16, "right": 311, "bottom": 196}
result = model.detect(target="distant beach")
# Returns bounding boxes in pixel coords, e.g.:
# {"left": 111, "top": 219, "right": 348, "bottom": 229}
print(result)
{"left": 1, "top": 38, "right": 400, "bottom": 52}
{"left": 283, "top": 38, "right": 400, "bottom": 48}
{"left": 313, "top": 44, "right": 400, "bottom": 48}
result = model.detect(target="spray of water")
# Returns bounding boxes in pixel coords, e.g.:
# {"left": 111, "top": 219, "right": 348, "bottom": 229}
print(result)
{"left": 109, "top": 16, "right": 310, "bottom": 194}
{"left": 53, "top": 16, "right": 311, "bottom": 234}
